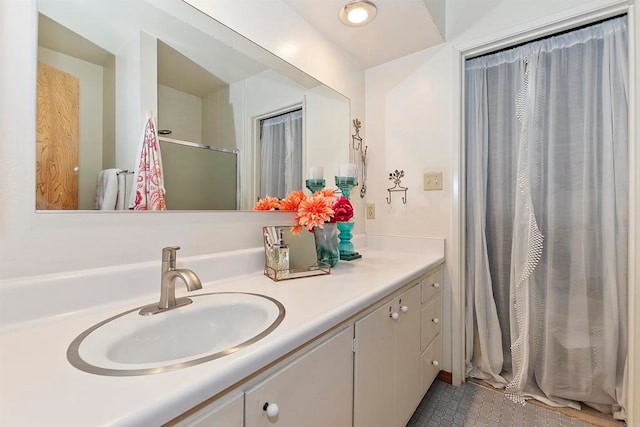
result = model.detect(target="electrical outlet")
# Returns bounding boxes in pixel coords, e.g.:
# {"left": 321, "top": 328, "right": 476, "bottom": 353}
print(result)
{"left": 423, "top": 171, "right": 443, "bottom": 191}
{"left": 366, "top": 203, "right": 376, "bottom": 220}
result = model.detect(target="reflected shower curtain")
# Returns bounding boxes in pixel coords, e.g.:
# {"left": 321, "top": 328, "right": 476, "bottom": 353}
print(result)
{"left": 465, "top": 17, "right": 628, "bottom": 417}
{"left": 260, "top": 109, "right": 303, "bottom": 199}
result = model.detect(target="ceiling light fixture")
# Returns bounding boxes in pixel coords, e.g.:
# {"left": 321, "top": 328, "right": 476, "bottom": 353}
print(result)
{"left": 339, "top": 1, "right": 377, "bottom": 27}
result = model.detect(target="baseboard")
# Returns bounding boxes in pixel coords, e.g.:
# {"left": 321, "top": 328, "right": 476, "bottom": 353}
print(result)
{"left": 437, "top": 370, "right": 453, "bottom": 384}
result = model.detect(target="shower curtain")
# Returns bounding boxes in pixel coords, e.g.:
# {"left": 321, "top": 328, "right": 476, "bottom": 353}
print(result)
{"left": 465, "top": 16, "right": 628, "bottom": 417}
{"left": 260, "top": 109, "right": 303, "bottom": 199}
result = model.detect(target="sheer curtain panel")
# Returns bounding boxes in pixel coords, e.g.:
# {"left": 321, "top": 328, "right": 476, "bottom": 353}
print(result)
{"left": 465, "top": 16, "right": 628, "bottom": 418}
{"left": 260, "top": 109, "right": 303, "bottom": 199}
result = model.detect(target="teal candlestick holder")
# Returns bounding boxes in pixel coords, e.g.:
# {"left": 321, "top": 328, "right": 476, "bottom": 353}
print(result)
{"left": 306, "top": 178, "right": 326, "bottom": 193}
{"left": 335, "top": 176, "right": 358, "bottom": 198}
{"left": 337, "top": 221, "right": 361, "bottom": 260}
{"left": 334, "top": 176, "right": 362, "bottom": 261}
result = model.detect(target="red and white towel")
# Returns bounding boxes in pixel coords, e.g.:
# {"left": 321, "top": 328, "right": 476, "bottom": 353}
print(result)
{"left": 129, "top": 117, "right": 166, "bottom": 210}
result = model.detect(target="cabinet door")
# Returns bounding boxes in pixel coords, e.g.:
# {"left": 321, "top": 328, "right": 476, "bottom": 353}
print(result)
{"left": 394, "top": 285, "right": 421, "bottom": 427}
{"left": 245, "top": 326, "right": 353, "bottom": 427}
{"left": 353, "top": 300, "right": 396, "bottom": 427}
{"left": 173, "top": 391, "right": 243, "bottom": 427}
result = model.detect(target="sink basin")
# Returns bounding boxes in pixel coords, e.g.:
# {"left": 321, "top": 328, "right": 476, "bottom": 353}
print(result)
{"left": 67, "top": 292, "right": 285, "bottom": 376}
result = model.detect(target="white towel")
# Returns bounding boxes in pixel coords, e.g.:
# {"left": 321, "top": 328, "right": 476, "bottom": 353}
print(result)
{"left": 95, "top": 168, "right": 124, "bottom": 210}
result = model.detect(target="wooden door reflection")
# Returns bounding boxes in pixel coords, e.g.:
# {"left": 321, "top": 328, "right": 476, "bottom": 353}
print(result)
{"left": 36, "top": 61, "right": 79, "bottom": 210}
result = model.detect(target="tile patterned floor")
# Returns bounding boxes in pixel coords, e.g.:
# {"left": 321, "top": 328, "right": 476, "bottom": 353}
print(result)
{"left": 407, "top": 380, "right": 622, "bottom": 427}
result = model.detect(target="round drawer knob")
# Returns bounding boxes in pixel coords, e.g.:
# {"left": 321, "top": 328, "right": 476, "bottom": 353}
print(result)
{"left": 390, "top": 312, "right": 399, "bottom": 320}
{"left": 432, "top": 318, "right": 439, "bottom": 323}
{"left": 432, "top": 282, "right": 440, "bottom": 288}
{"left": 400, "top": 305, "right": 409, "bottom": 313}
{"left": 263, "top": 402, "right": 279, "bottom": 418}
{"left": 432, "top": 360, "right": 439, "bottom": 366}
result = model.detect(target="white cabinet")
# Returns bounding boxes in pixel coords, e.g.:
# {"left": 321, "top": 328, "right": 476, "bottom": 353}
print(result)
{"left": 394, "top": 284, "right": 422, "bottom": 426}
{"left": 353, "top": 298, "right": 395, "bottom": 427}
{"left": 245, "top": 326, "right": 354, "bottom": 427}
{"left": 421, "top": 333, "right": 443, "bottom": 394}
{"left": 173, "top": 391, "right": 243, "bottom": 427}
{"left": 353, "top": 283, "right": 421, "bottom": 427}
{"left": 171, "top": 263, "right": 444, "bottom": 427}
{"left": 419, "top": 267, "right": 443, "bottom": 396}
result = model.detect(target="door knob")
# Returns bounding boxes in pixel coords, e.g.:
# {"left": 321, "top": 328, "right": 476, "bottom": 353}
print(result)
{"left": 400, "top": 305, "right": 409, "bottom": 313}
{"left": 390, "top": 312, "right": 399, "bottom": 320}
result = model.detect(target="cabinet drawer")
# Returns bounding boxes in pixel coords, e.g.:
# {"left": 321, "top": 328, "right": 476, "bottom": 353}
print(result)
{"left": 420, "top": 268, "right": 443, "bottom": 303}
{"left": 245, "top": 326, "right": 353, "bottom": 427}
{"left": 420, "top": 294, "right": 441, "bottom": 351}
{"left": 420, "top": 334, "right": 442, "bottom": 395}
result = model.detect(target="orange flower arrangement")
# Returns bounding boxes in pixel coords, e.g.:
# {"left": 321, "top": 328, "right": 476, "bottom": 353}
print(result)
{"left": 254, "top": 189, "right": 352, "bottom": 235}
{"left": 278, "top": 191, "right": 306, "bottom": 212}
{"left": 294, "top": 194, "right": 335, "bottom": 233}
{"left": 253, "top": 196, "right": 280, "bottom": 211}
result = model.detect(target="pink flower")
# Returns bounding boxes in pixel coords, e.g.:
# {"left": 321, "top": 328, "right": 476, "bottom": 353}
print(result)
{"left": 330, "top": 196, "right": 354, "bottom": 223}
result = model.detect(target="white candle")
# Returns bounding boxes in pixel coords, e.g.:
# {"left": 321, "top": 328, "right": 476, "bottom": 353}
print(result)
{"left": 338, "top": 163, "right": 357, "bottom": 178}
{"left": 308, "top": 166, "right": 324, "bottom": 180}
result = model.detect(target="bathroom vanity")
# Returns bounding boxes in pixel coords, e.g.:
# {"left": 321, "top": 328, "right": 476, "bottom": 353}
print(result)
{"left": 0, "top": 243, "right": 444, "bottom": 426}
{"left": 174, "top": 264, "right": 443, "bottom": 427}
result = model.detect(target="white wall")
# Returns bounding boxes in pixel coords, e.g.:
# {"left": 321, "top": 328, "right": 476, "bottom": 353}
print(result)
{"left": 158, "top": 84, "right": 202, "bottom": 142}
{"left": 202, "top": 85, "right": 238, "bottom": 151}
{"left": 102, "top": 55, "right": 116, "bottom": 170}
{"left": 364, "top": 0, "right": 637, "bottom": 383}
{"left": 305, "top": 85, "right": 351, "bottom": 190}
{"left": 37, "top": 46, "right": 104, "bottom": 210}
{"left": 0, "top": 0, "right": 363, "bottom": 279}
{"left": 115, "top": 31, "right": 158, "bottom": 175}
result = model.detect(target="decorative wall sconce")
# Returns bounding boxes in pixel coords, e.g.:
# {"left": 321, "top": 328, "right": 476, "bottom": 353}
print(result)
{"left": 386, "top": 169, "right": 408, "bottom": 204}
{"left": 351, "top": 118, "right": 368, "bottom": 198}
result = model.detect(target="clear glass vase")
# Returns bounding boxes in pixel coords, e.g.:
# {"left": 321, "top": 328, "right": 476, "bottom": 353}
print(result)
{"left": 313, "top": 223, "right": 340, "bottom": 268}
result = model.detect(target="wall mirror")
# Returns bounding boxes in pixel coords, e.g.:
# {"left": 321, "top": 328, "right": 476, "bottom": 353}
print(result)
{"left": 35, "top": 0, "right": 350, "bottom": 212}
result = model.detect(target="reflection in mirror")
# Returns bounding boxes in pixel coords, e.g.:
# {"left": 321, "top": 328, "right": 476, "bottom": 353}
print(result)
{"left": 263, "top": 226, "right": 330, "bottom": 282}
{"left": 259, "top": 108, "right": 303, "bottom": 199}
{"left": 35, "top": 0, "right": 350, "bottom": 212}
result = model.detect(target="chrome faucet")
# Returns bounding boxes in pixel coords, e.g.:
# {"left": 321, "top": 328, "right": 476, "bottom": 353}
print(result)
{"left": 139, "top": 246, "right": 203, "bottom": 315}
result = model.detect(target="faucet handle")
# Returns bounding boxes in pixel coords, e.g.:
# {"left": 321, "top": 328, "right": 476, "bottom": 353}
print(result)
{"left": 162, "top": 246, "right": 181, "bottom": 263}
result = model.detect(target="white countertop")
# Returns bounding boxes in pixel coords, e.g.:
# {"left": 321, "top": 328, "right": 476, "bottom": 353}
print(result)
{"left": 0, "top": 247, "right": 443, "bottom": 426}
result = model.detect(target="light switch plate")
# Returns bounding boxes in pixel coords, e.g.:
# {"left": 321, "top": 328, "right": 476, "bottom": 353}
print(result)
{"left": 423, "top": 172, "right": 443, "bottom": 191}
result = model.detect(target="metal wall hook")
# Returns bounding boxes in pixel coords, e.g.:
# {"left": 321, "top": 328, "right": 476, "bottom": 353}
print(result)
{"left": 351, "top": 118, "right": 363, "bottom": 151}
{"left": 351, "top": 118, "right": 368, "bottom": 198}
{"left": 386, "top": 169, "right": 407, "bottom": 204}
